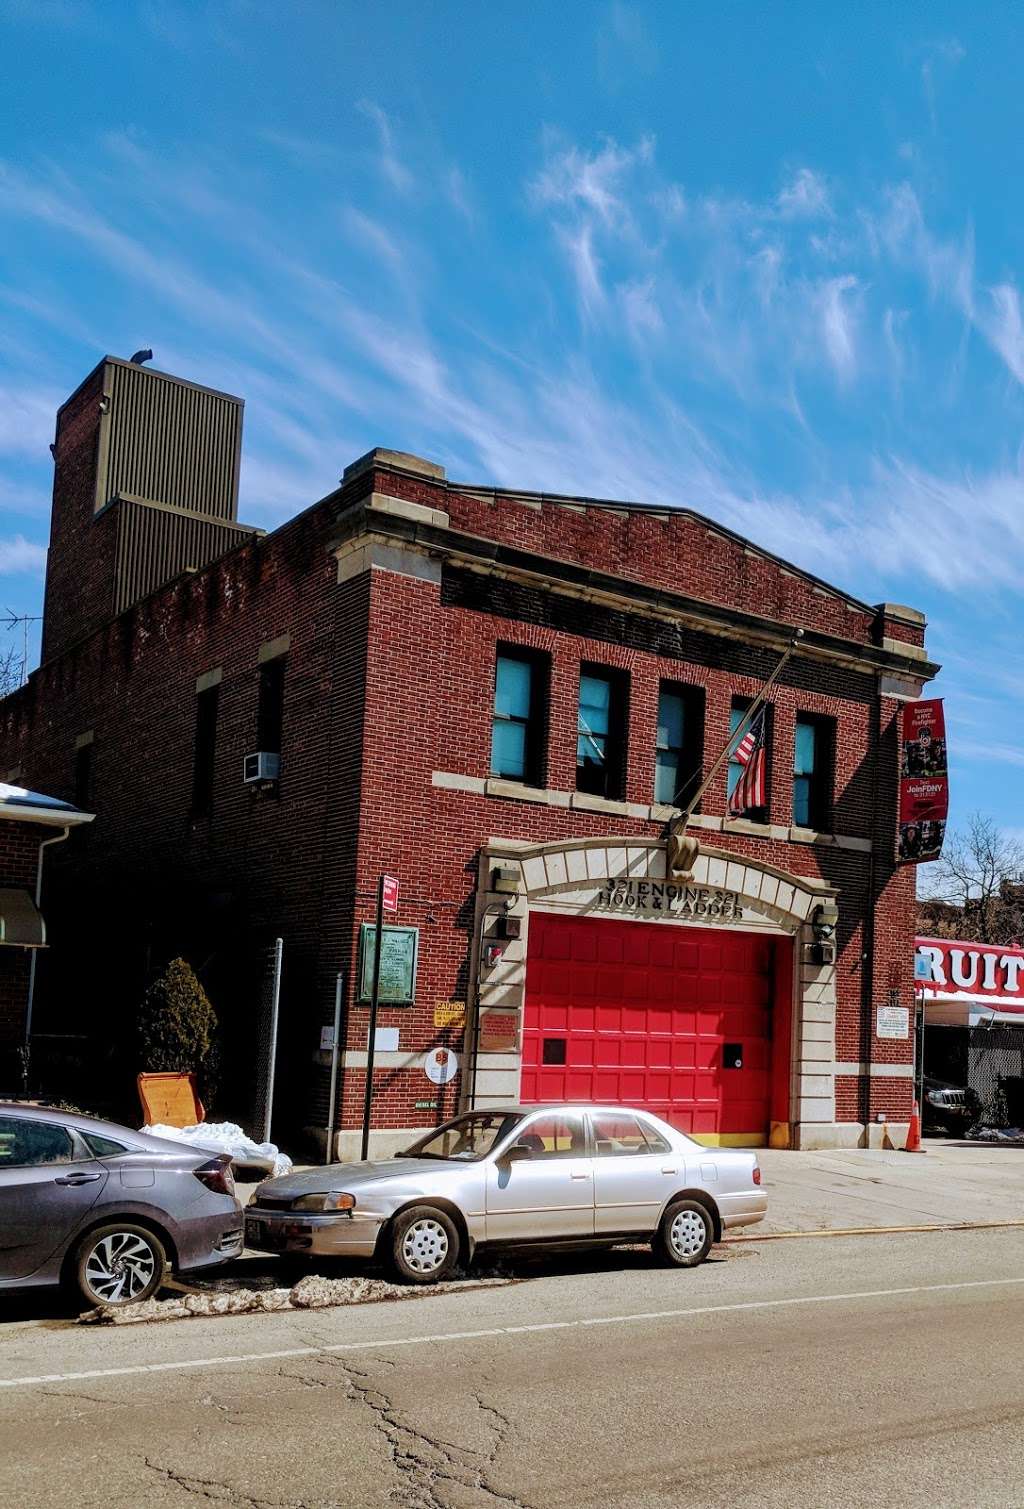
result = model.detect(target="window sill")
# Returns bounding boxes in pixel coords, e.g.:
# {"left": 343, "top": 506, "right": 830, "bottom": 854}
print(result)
{"left": 431, "top": 771, "right": 872, "bottom": 852}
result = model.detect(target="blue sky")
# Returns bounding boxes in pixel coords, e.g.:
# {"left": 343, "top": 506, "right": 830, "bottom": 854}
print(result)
{"left": 1, "top": 2, "right": 1022, "bottom": 844}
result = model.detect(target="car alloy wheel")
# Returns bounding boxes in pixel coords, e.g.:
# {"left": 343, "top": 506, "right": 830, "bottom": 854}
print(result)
{"left": 81, "top": 1229, "right": 160, "bottom": 1304}
{"left": 669, "top": 1209, "right": 708, "bottom": 1261}
{"left": 401, "top": 1217, "right": 449, "bottom": 1276}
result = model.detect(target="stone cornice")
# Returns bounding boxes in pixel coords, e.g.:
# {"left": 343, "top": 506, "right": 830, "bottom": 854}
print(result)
{"left": 328, "top": 504, "right": 940, "bottom": 683}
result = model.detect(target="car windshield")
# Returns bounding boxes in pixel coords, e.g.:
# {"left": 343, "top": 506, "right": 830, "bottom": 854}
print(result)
{"left": 401, "top": 1112, "right": 524, "bottom": 1162}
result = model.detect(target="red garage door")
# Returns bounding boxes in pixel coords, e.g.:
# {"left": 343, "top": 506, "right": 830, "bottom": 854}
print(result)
{"left": 522, "top": 912, "right": 786, "bottom": 1144}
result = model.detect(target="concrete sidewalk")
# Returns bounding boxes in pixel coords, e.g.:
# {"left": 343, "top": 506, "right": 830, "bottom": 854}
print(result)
{"left": 753, "top": 1138, "right": 1024, "bottom": 1236}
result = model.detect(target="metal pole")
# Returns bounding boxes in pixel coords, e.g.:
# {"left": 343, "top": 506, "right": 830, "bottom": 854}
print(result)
{"left": 263, "top": 937, "right": 283, "bottom": 1144}
{"left": 360, "top": 877, "right": 386, "bottom": 1160}
{"left": 325, "top": 971, "right": 343, "bottom": 1164}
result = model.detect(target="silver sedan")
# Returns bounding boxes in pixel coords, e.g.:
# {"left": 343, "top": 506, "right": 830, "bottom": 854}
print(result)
{"left": 245, "top": 1104, "right": 766, "bottom": 1283}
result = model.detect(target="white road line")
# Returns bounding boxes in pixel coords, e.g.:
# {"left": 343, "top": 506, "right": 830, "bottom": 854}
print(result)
{"left": 3, "top": 1275, "right": 1023, "bottom": 1392}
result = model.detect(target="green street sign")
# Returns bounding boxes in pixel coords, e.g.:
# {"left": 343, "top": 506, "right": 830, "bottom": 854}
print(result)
{"left": 358, "top": 923, "right": 419, "bottom": 1004}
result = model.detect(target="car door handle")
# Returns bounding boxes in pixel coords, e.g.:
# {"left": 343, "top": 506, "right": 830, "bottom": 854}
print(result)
{"left": 54, "top": 1171, "right": 103, "bottom": 1186}
{"left": 661, "top": 1167, "right": 677, "bottom": 1174}
{"left": 570, "top": 1171, "right": 592, "bottom": 1180}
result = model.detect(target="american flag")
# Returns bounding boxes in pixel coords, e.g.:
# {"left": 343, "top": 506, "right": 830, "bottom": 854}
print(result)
{"left": 729, "top": 710, "right": 766, "bottom": 815}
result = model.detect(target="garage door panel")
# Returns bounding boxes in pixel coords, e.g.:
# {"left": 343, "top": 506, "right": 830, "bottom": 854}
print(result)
{"left": 569, "top": 1004, "right": 596, "bottom": 1032}
{"left": 648, "top": 972, "right": 674, "bottom": 1002}
{"left": 649, "top": 933, "right": 676, "bottom": 968}
{"left": 597, "top": 932, "right": 624, "bottom": 963}
{"left": 675, "top": 941, "right": 700, "bottom": 971}
{"left": 623, "top": 931, "right": 649, "bottom": 965}
{"left": 524, "top": 913, "right": 779, "bottom": 1143}
{"left": 673, "top": 974, "right": 698, "bottom": 1004}
{"left": 596, "top": 1004, "right": 621, "bottom": 1033}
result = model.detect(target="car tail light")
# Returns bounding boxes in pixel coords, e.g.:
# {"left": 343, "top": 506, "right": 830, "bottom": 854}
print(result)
{"left": 193, "top": 1157, "right": 235, "bottom": 1197}
{"left": 752, "top": 1163, "right": 762, "bottom": 1186}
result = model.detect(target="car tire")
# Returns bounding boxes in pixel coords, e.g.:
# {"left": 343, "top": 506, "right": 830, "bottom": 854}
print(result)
{"left": 387, "top": 1205, "right": 460, "bottom": 1284}
{"left": 72, "top": 1222, "right": 167, "bottom": 1308}
{"left": 653, "top": 1199, "right": 714, "bottom": 1268}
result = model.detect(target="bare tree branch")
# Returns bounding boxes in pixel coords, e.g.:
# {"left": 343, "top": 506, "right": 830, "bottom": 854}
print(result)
{"left": 919, "top": 814, "right": 1024, "bottom": 946}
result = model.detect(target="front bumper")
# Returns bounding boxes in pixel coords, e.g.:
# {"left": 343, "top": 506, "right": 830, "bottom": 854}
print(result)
{"left": 244, "top": 1206, "right": 385, "bottom": 1258}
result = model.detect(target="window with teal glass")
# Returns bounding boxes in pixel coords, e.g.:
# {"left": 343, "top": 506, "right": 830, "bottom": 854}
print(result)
{"left": 653, "top": 683, "right": 705, "bottom": 808}
{"left": 491, "top": 651, "right": 544, "bottom": 784}
{"left": 577, "top": 667, "right": 626, "bottom": 798}
{"left": 727, "top": 703, "right": 746, "bottom": 802}
{"left": 654, "top": 689, "right": 685, "bottom": 805}
{"left": 793, "top": 713, "right": 833, "bottom": 829}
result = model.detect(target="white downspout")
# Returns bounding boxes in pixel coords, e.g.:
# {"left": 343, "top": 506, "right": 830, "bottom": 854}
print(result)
{"left": 24, "top": 825, "right": 70, "bottom": 1056}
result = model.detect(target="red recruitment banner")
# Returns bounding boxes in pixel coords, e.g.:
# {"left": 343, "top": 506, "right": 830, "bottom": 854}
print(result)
{"left": 897, "top": 699, "right": 948, "bottom": 865}
{"left": 915, "top": 937, "right": 1024, "bottom": 1014}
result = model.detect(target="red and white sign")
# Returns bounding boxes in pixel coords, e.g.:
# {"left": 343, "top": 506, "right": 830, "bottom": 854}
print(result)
{"left": 381, "top": 875, "right": 399, "bottom": 913}
{"left": 898, "top": 700, "right": 949, "bottom": 865}
{"left": 916, "top": 936, "right": 1024, "bottom": 1024}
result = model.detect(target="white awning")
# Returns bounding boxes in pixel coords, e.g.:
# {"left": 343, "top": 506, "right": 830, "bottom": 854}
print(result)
{"left": 0, "top": 783, "right": 93, "bottom": 828}
{"left": 0, "top": 889, "right": 46, "bottom": 948}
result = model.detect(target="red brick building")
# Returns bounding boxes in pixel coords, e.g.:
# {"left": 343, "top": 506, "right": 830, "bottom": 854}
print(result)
{"left": 0, "top": 355, "right": 938, "bottom": 1151}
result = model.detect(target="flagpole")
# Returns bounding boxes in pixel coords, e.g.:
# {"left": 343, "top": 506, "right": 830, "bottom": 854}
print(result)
{"left": 668, "top": 629, "right": 803, "bottom": 847}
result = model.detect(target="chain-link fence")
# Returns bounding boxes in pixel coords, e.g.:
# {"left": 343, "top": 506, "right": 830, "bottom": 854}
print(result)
{"left": 250, "top": 938, "right": 283, "bottom": 1143}
{"left": 968, "top": 1025, "right": 1024, "bottom": 1125}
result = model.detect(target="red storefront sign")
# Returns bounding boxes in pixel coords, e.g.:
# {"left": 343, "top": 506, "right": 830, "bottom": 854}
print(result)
{"left": 916, "top": 936, "right": 1024, "bottom": 1023}
{"left": 897, "top": 699, "right": 948, "bottom": 864}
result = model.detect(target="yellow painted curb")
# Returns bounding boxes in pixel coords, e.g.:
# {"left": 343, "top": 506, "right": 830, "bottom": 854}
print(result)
{"left": 725, "top": 1218, "right": 1024, "bottom": 1242}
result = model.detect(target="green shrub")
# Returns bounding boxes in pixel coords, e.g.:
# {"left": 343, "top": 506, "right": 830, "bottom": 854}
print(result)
{"left": 137, "top": 958, "right": 219, "bottom": 1106}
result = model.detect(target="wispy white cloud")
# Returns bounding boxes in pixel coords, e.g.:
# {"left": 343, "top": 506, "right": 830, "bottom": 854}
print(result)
{"left": 0, "top": 386, "right": 58, "bottom": 456}
{"left": 531, "top": 134, "right": 653, "bottom": 228}
{"left": 777, "top": 167, "right": 831, "bottom": 220}
{"left": 0, "top": 536, "right": 46, "bottom": 575}
{"left": 982, "top": 283, "right": 1024, "bottom": 384}
{"left": 817, "top": 274, "right": 859, "bottom": 381}
{"left": 356, "top": 99, "right": 413, "bottom": 194}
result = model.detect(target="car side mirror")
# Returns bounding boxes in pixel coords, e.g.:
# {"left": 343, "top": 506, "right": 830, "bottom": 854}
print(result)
{"left": 502, "top": 1143, "right": 534, "bottom": 1163}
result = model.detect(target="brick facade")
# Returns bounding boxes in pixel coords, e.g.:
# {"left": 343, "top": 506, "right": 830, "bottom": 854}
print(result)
{"left": 0, "top": 370, "right": 938, "bottom": 1149}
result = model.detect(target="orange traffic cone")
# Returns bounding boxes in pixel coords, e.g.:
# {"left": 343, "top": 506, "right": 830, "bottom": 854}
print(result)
{"left": 903, "top": 1099, "right": 923, "bottom": 1153}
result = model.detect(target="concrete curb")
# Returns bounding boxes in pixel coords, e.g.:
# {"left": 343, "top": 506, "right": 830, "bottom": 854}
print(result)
{"left": 725, "top": 1218, "right": 1024, "bottom": 1242}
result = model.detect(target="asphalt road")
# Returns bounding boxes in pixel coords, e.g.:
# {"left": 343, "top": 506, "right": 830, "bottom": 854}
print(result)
{"left": 2, "top": 1228, "right": 1023, "bottom": 1508}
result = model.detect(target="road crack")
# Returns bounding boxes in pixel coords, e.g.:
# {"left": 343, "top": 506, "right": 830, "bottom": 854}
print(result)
{"left": 317, "top": 1356, "right": 532, "bottom": 1509}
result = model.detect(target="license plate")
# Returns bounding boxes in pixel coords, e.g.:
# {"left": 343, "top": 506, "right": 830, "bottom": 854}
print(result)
{"left": 246, "top": 1218, "right": 290, "bottom": 1249}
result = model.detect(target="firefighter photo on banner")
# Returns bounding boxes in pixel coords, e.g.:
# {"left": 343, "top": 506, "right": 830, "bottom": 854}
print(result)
{"left": 898, "top": 698, "right": 948, "bottom": 864}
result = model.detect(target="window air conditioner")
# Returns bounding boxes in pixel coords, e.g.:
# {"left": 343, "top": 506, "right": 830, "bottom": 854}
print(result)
{"left": 243, "top": 751, "right": 281, "bottom": 783}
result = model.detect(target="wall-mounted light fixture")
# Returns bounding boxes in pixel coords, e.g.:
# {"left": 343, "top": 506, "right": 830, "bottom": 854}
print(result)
{"left": 810, "top": 901, "right": 839, "bottom": 965}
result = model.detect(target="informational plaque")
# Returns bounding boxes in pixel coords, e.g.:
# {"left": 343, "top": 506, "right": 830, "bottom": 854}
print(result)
{"left": 358, "top": 924, "right": 419, "bottom": 1004}
{"left": 477, "top": 1010, "right": 520, "bottom": 1052}
{"left": 876, "top": 1005, "right": 910, "bottom": 1040}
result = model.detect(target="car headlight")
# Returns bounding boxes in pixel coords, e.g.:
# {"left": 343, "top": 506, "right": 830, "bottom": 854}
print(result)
{"left": 290, "top": 1192, "right": 356, "bottom": 1212}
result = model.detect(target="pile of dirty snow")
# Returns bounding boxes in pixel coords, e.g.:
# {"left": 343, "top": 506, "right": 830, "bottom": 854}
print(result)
{"left": 80, "top": 1272, "right": 511, "bottom": 1324}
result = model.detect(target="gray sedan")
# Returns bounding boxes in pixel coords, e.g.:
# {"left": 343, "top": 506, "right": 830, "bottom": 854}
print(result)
{"left": 0, "top": 1102, "right": 243, "bottom": 1307}
{"left": 246, "top": 1104, "right": 766, "bottom": 1282}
